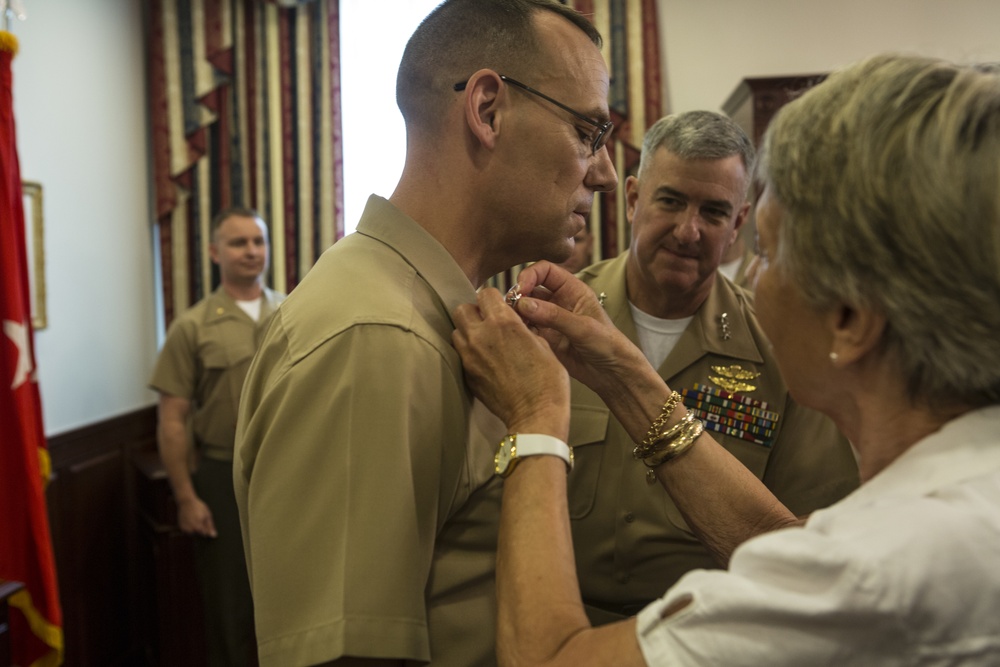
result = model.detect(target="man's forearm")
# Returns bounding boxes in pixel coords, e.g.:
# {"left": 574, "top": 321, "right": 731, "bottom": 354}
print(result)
{"left": 157, "top": 419, "right": 197, "bottom": 503}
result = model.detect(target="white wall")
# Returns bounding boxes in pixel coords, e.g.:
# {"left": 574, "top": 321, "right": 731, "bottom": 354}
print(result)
{"left": 340, "top": 0, "right": 441, "bottom": 235}
{"left": 11, "top": 0, "right": 157, "bottom": 435}
{"left": 657, "top": 0, "right": 1000, "bottom": 114}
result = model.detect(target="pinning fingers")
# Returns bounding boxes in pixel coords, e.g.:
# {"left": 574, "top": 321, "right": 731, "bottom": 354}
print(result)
{"left": 452, "top": 301, "right": 484, "bottom": 328}
{"left": 476, "top": 287, "right": 517, "bottom": 317}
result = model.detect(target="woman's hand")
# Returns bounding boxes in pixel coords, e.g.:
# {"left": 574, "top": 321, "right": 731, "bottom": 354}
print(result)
{"left": 452, "top": 287, "right": 570, "bottom": 438}
{"left": 509, "top": 262, "right": 650, "bottom": 400}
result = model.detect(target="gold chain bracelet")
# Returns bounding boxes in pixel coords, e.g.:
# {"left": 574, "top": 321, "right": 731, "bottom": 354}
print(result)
{"left": 638, "top": 391, "right": 682, "bottom": 449}
{"left": 633, "top": 411, "right": 694, "bottom": 460}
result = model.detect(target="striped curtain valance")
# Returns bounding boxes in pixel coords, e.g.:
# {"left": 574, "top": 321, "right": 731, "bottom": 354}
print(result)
{"left": 147, "top": 0, "right": 344, "bottom": 326}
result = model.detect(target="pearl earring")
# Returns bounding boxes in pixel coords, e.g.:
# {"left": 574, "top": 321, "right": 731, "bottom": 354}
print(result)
{"left": 829, "top": 352, "right": 839, "bottom": 363}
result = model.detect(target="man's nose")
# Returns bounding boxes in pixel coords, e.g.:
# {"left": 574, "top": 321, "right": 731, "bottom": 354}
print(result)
{"left": 673, "top": 210, "right": 701, "bottom": 243}
{"left": 587, "top": 145, "right": 618, "bottom": 193}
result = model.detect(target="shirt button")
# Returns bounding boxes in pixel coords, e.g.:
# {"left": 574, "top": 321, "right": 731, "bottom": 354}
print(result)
{"left": 624, "top": 512, "right": 635, "bottom": 523}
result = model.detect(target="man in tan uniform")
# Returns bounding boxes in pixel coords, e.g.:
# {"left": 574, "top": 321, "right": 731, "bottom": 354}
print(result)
{"left": 233, "top": 2, "right": 617, "bottom": 665}
{"left": 567, "top": 111, "right": 860, "bottom": 624}
{"left": 150, "top": 206, "right": 285, "bottom": 665}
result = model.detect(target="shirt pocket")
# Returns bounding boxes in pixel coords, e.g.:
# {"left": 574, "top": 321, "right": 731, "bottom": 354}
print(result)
{"left": 194, "top": 344, "right": 255, "bottom": 435}
{"left": 567, "top": 406, "right": 609, "bottom": 519}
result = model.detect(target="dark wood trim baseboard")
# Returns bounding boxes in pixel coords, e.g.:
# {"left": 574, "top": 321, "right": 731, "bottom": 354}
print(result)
{"left": 47, "top": 404, "right": 158, "bottom": 468}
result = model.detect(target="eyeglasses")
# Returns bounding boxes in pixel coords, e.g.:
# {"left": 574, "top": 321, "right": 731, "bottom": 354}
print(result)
{"left": 454, "top": 74, "right": 614, "bottom": 156}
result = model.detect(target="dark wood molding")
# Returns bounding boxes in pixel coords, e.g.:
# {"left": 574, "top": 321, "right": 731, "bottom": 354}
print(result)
{"left": 43, "top": 404, "right": 203, "bottom": 666}
{"left": 47, "top": 405, "right": 158, "bottom": 467}
{"left": 722, "top": 74, "right": 828, "bottom": 146}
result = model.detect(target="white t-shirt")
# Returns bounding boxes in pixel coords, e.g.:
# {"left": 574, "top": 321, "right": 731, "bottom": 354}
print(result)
{"left": 629, "top": 302, "right": 693, "bottom": 371}
{"left": 635, "top": 405, "right": 1000, "bottom": 666}
{"left": 236, "top": 297, "right": 262, "bottom": 322}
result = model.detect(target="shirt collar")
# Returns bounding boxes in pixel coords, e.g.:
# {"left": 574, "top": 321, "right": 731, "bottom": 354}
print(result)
{"left": 819, "top": 404, "right": 1000, "bottom": 513}
{"left": 355, "top": 195, "right": 478, "bottom": 321}
{"left": 581, "top": 254, "right": 764, "bottom": 366}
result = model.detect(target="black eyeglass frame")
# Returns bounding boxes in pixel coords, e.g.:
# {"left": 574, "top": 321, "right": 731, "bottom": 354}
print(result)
{"left": 454, "top": 74, "right": 614, "bottom": 155}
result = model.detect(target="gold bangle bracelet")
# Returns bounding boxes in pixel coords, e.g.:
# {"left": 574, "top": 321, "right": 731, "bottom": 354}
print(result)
{"left": 641, "top": 417, "right": 704, "bottom": 468}
{"left": 633, "top": 411, "right": 695, "bottom": 460}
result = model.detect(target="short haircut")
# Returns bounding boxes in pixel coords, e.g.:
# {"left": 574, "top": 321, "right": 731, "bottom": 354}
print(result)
{"left": 760, "top": 53, "right": 1000, "bottom": 408}
{"left": 638, "top": 110, "right": 756, "bottom": 195}
{"left": 210, "top": 206, "right": 264, "bottom": 241}
{"left": 396, "top": 0, "right": 601, "bottom": 133}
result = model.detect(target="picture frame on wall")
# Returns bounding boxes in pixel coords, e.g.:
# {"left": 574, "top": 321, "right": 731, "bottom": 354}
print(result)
{"left": 22, "top": 180, "right": 46, "bottom": 330}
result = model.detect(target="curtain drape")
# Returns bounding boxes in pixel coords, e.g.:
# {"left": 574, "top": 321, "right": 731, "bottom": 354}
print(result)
{"left": 576, "top": 0, "right": 663, "bottom": 263}
{"left": 146, "top": 0, "right": 343, "bottom": 326}
{"left": 490, "top": 0, "right": 663, "bottom": 291}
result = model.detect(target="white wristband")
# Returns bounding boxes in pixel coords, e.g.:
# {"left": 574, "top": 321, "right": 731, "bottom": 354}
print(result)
{"left": 495, "top": 433, "right": 574, "bottom": 477}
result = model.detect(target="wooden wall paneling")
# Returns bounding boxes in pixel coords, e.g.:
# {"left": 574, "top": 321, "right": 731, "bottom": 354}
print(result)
{"left": 46, "top": 407, "right": 158, "bottom": 666}
{"left": 132, "top": 449, "right": 207, "bottom": 667}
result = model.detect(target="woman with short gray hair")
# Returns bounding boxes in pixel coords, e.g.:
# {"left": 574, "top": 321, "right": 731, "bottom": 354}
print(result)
{"left": 451, "top": 53, "right": 1000, "bottom": 665}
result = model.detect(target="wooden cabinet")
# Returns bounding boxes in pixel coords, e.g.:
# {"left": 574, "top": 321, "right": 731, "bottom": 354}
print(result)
{"left": 722, "top": 74, "right": 827, "bottom": 146}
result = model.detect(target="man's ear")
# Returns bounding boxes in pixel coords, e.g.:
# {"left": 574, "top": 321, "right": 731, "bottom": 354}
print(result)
{"left": 462, "top": 69, "right": 504, "bottom": 150}
{"left": 829, "top": 302, "right": 887, "bottom": 366}
{"left": 729, "top": 202, "right": 751, "bottom": 246}
{"left": 208, "top": 242, "right": 220, "bottom": 265}
{"left": 624, "top": 175, "right": 640, "bottom": 226}
{"left": 733, "top": 202, "right": 750, "bottom": 232}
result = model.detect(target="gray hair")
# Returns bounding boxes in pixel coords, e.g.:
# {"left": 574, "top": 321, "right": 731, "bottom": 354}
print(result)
{"left": 396, "top": 0, "right": 601, "bottom": 133}
{"left": 638, "top": 110, "right": 756, "bottom": 195}
{"left": 760, "top": 53, "right": 1000, "bottom": 408}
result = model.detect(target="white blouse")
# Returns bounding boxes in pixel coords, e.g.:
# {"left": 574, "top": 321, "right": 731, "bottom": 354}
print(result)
{"left": 636, "top": 405, "right": 1000, "bottom": 666}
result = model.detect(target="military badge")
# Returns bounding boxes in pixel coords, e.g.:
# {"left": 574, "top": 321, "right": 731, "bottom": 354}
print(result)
{"left": 709, "top": 364, "right": 761, "bottom": 393}
{"left": 680, "top": 382, "right": 779, "bottom": 447}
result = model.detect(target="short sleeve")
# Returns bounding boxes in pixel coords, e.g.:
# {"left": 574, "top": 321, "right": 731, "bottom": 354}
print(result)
{"left": 149, "top": 317, "right": 198, "bottom": 399}
{"left": 634, "top": 527, "right": 904, "bottom": 666}
{"left": 236, "top": 323, "right": 469, "bottom": 666}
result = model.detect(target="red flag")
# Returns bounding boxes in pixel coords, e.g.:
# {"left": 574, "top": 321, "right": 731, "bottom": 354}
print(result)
{"left": 0, "top": 30, "right": 64, "bottom": 667}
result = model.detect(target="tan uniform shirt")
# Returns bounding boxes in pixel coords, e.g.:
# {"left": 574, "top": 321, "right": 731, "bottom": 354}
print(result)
{"left": 234, "top": 196, "right": 505, "bottom": 667}
{"left": 149, "top": 286, "right": 285, "bottom": 460}
{"left": 569, "top": 253, "right": 860, "bottom": 624}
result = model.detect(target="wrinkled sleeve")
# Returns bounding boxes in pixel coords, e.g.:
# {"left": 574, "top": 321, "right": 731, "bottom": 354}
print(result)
{"left": 149, "top": 317, "right": 197, "bottom": 399}
{"left": 635, "top": 527, "right": 897, "bottom": 666}
{"left": 235, "top": 322, "right": 467, "bottom": 666}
